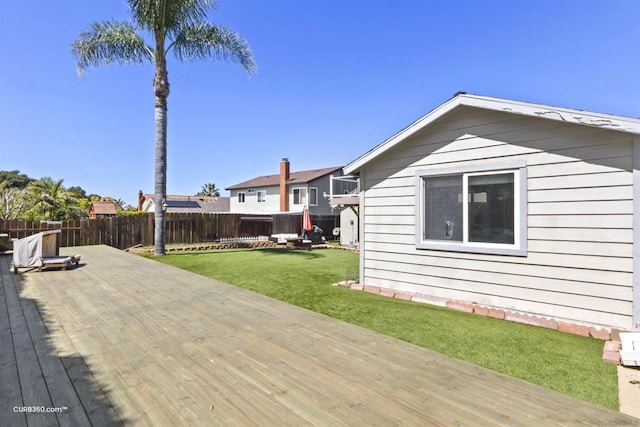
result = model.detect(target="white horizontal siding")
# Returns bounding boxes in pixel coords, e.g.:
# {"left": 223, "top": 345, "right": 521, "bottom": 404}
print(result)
{"left": 365, "top": 215, "right": 415, "bottom": 226}
{"left": 364, "top": 260, "right": 630, "bottom": 308}
{"left": 364, "top": 249, "right": 632, "bottom": 286}
{"left": 364, "top": 205, "right": 415, "bottom": 216}
{"left": 365, "top": 222, "right": 632, "bottom": 244}
{"left": 528, "top": 171, "right": 631, "bottom": 190}
{"left": 528, "top": 200, "right": 632, "bottom": 215}
{"left": 363, "top": 224, "right": 413, "bottom": 234}
{"left": 363, "top": 133, "right": 631, "bottom": 183}
{"left": 528, "top": 214, "right": 632, "bottom": 229}
{"left": 362, "top": 274, "right": 631, "bottom": 328}
{"left": 528, "top": 186, "right": 630, "bottom": 202}
{"left": 365, "top": 195, "right": 414, "bottom": 207}
{"left": 527, "top": 227, "right": 632, "bottom": 243}
{"left": 360, "top": 109, "right": 635, "bottom": 329}
{"left": 520, "top": 240, "right": 630, "bottom": 258}
{"left": 364, "top": 233, "right": 632, "bottom": 264}
{"left": 527, "top": 156, "right": 631, "bottom": 177}
{"left": 362, "top": 240, "right": 633, "bottom": 273}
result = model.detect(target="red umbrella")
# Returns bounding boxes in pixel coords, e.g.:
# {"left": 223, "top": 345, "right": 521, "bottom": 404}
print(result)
{"left": 302, "top": 205, "right": 313, "bottom": 234}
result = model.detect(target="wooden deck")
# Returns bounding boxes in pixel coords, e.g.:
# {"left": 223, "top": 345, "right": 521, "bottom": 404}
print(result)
{"left": 1, "top": 245, "right": 637, "bottom": 426}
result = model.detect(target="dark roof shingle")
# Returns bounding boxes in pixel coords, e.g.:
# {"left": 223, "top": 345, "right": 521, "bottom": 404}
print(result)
{"left": 226, "top": 166, "right": 342, "bottom": 190}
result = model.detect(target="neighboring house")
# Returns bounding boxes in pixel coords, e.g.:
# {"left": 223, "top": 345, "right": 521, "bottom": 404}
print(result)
{"left": 226, "top": 159, "right": 342, "bottom": 215}
{"left": 137, "top": 192, "right": 230, "bottom": 213}
{"left": 88, "top": 201, "right": 117, "bottom": 219}
{"left": 344, "top": 93, "right": 640, "bottom": 331}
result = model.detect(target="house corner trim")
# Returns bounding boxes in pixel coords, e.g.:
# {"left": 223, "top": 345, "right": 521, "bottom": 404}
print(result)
{"left": 633, "top": 134, "right": 640, "bottom": 330}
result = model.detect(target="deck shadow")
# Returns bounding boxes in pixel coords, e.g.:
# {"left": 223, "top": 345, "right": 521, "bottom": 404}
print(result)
{"left": 0, "top": 255, "right": 126, "bottom": 426}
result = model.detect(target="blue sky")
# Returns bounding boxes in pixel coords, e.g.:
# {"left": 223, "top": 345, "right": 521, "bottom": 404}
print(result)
{"left": 1, "top": 0, "right": 639, "bottom": 206}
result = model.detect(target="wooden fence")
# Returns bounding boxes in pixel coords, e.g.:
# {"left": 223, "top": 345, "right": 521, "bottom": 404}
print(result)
{"left": 0, "top": 213, "right": 339, "bottom": 250}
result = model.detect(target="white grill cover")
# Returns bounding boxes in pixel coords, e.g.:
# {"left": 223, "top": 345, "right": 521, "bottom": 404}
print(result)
{"left": 13, "top": 232, "right": 44, "bottom": 268}
{"left": 12, "top": 230, "right": 61, "bottom": 268}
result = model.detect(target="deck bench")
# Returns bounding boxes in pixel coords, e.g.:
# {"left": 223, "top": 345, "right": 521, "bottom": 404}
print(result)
{"left": 31, "top": 255, "right": 81, "bottom": 273}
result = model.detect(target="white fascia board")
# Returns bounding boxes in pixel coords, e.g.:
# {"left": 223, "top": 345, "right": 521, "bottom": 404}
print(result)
{"left": 344, "top": 94, "right": 640, "bottom": 175}
{"left": 344, "top": 96, "right": 461, "bottom": 175}
{"left": 462, "top": 95, "right": 640, "bottom": 134}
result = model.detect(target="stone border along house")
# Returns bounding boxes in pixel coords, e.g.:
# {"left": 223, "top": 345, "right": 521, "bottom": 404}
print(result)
{"left": 343, "top": 93, "right": 640, "bottom": 333}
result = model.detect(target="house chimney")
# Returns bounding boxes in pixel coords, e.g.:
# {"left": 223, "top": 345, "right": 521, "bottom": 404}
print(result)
{"left": 138, "top": 190, "right": 144, "bottom": 211}
{"left": 280, "top": 158, "right": 290, "bottom": 212}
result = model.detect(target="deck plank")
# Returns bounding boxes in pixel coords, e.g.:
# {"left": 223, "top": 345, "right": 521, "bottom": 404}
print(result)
{"left": 2, "top": 256, "right": 53, "bottom": 427}
{"left": 17, "top": 294, "right": 91, "bottom": 427}
{"left": 0, "top": 257, "right": 27, "bottom": 427}
{"left": 36, "top": 267, "right": 152, "bottom": 426}
{"left": 2, "top": 245, "right": 638, "bottom": 426}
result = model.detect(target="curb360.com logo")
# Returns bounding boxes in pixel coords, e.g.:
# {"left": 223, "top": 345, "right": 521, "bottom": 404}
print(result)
{"left": 13, "top": 406, "right": 68, "bottom": 413}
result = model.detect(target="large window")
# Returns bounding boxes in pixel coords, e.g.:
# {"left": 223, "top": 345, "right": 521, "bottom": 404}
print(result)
{"left": 468, "top": 173, "right": 514, "bottom": 244}
{"left": 416, "top": 163, "right": 527, "bottom": 255}
{"left": 423, "top": 175, "right": 463, "bottom": 241}
{"left": 237, "top": 192, "right": 245, "bottom": 203}
{"left": 292, "top": 188, "right": 307, "bottom": 205}
{"left": 257, "top": 190, "right": 266, "bottom": 203}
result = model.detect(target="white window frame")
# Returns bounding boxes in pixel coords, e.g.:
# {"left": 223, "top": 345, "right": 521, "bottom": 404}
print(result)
{"left": 309, "top": 187, "right": 318, "bottom": 206}
{"left": 292, "top": 187, "right": 307, "bottom": 205}
{"left": 415, "top": 162, "right": 527, "bottom": 256}
{"left": 256, "top": 190, "right": 266, "bottom": 203}
{"left": 238, "top": 192, "right": 246, "bottom": 203}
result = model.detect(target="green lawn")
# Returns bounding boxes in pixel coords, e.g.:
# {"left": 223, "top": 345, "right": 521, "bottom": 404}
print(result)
{"left": 143, "top": 247, "right": 619, "bottom": 409}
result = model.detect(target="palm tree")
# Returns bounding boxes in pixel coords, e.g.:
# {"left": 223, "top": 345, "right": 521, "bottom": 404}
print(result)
{"left": 28, "top": 177, "right": 79, "bottom": 220}
{"left": 72, "top": 0, "right": 255, "bottom": 255}
{"left": 197, "top": 182, "right": 220, "bottom": 197}
{"left": 112, "top": 198, "right": 126, "bottom": 211}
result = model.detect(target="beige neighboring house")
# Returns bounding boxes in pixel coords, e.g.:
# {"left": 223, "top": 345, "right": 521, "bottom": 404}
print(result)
{"left": 137, "top": 192, "right": 230, "bottom": 213}
{"left": 344, "top": 93, "right": 640, "bottom": 331}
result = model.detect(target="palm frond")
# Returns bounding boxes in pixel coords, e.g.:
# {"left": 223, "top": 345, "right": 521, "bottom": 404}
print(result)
{"left": 171, "top": 22, "right": 256, "bottom": 74}
{"left": 72, "top": 21, "right": 153, "bottom": 75}
{"left": 129, "top": 0, "right": 218, "bottom": 33}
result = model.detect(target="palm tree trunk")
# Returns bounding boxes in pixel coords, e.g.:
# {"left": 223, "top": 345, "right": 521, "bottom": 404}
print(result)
{"left": 153, "top": 56, "right": 170, "bottom": 256}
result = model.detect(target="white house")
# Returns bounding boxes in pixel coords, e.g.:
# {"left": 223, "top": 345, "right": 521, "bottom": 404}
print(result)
{"left": 226, "top": 159, "right": 342, "bottom": 215}
{"left": 344, "top": 93, "right": 640, "bottom": 331}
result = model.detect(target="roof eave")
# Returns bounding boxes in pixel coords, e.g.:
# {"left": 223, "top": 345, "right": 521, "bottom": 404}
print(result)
{"left": 227, "top": 166, "right": 343, "bottom": 190}
{"left": 344, "top": 94, "right": 640, "bottom": 175}
{"left": 465, "top": 95, "right": 640, "bottom": 133}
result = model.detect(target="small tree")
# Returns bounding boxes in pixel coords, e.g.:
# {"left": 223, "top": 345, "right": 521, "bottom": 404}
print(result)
{"left": 0, "top": 183, "right": 30, "bottom": 220}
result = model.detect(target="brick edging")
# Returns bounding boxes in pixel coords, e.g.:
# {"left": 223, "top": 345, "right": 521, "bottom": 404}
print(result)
{"left": 335, "top": 280, "right": 626, "bottom": 342}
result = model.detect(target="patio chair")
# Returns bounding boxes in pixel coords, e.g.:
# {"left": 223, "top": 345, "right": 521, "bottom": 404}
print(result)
{"left": 12, "top": 230, "right": 80, "bottom": 273}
